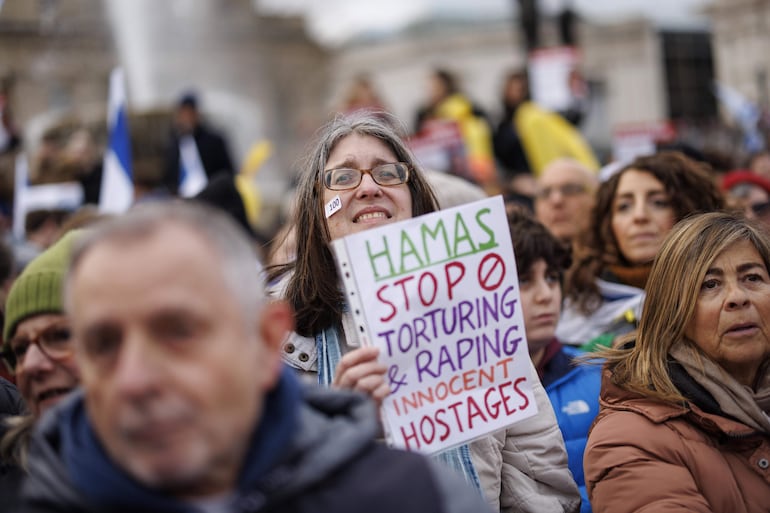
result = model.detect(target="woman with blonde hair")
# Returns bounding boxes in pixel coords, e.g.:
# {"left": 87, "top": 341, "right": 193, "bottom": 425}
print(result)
{"left": 584, "top": 212, "right": 770, "bottom": 512}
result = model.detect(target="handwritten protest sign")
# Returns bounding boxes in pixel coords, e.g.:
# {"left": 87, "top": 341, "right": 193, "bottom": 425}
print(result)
{"left": 331, "top": 195, "right": 537, "bottom": 454}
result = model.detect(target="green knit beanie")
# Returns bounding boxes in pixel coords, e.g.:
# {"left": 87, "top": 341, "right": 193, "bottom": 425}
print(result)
{"left": 4, "top": 230, "right": 81, "bottom": 344}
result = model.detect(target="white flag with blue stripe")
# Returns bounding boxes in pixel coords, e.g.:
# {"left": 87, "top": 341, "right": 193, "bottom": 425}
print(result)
{"left": 99, "top": 67, "right": 133, "bottom": 213}
{"left": 178, "top": 135, "right": 208, "bottom": 197}
{"left": 12, "top": 153, "right": 28, "bottom": 240}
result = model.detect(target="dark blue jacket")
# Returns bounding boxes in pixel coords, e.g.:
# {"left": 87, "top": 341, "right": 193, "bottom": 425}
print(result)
{"left": 0, "top": 378, "right": 24, "bottom": 417}
{"left": 18, "top": 374, "right": 490, "bottom": 513}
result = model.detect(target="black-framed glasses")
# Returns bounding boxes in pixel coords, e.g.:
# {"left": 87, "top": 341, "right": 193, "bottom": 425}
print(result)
{"left": 323, "top": 162, "right": 410, "bottom": 191}
{"left": 1, "top": 322, "right": 73, "bottom": 374}
{"left": 536, "top": 183, "right": 589, "bottom": 200}
{"left": 751, "top": 201, "right": 770, "bottom": 218}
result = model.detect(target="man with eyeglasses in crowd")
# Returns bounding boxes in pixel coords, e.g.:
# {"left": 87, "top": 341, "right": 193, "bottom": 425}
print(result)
{"left": 534, "top": 158, "right": 598, "bottom": 246}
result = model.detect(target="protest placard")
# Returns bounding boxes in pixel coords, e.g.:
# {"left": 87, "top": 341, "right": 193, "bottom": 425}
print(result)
{"left": 331, "top": 195, "right": 537, "bottom": 454}
{"left": 407, "top": 119, "right": 468, "bottom": 178}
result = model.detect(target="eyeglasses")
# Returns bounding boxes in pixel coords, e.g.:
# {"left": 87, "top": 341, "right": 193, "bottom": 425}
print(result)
{"left": 1, "top": 322, "right": 73, "bottom": 374}
{"left": 536, "top": 183, "right": 589, "bottom": 200}
{"left": 751, "top": 201, "right": 770, "bottom": 218}
{"left": 323, "top": 163, "right": 410, "bottom": 191}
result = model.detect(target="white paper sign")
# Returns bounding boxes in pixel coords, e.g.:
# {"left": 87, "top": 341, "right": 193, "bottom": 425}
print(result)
{"left": 528, "top": 46, "right": 581, "bottom": 112}
{"left": 331, "top": 195, "right": 537, "bottom": 454}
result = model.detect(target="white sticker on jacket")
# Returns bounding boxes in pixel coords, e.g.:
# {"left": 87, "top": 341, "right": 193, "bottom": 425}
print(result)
{"left": 325, "top": 195, "right": 342, "bottom": 218}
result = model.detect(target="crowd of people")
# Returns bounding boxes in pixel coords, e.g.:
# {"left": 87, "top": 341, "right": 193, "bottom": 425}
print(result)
{"left": 0, "top": 63, "right": 768, "bottom": 513}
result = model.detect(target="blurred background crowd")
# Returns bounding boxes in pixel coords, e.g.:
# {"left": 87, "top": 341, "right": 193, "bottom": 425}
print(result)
{"left": 0, "top": 0, "right": 769, "bottom": 296}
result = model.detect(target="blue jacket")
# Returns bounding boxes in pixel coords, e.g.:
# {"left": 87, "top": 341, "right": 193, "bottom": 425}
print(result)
{"left": 541, "top": 344, "right": 602, "bottom": 513}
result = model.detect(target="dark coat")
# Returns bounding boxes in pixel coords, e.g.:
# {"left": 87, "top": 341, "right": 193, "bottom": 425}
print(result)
{"left": 164, "top": 124, "right": 235, "bottom": 195}
{"left": 19, "top": 385, "right": 491, "bottom": 513}
{"left": 0, "top": 378, "right": 24, "bottom": 417}
{"left": 0, "top": 377, "right": 25, "bottom": 513}
{"left": 492, "top": 106, "right": 531, "bottom": 177}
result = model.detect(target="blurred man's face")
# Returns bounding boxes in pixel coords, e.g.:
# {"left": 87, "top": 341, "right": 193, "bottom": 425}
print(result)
{"left": 68, "top": 223, "right": 288, "bottom": 498}
{"left": 428, "top": 74, "right": 449, "bottom": 105}
{"left": 504, "top": 76, "right": 528, "bottom": 107}
{"left": 174, "top": 105, "right": 198, "bottom": 135}
{"left": 726, "top": 183, "right": 770, "bottom": 226}
{"left": 534, "top": 161, "right": 597, "bottom": 243}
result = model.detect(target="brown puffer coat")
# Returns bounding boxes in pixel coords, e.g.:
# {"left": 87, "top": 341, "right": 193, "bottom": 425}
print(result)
{"left": 584, "top": 365, "right": 770, "bottom": 513}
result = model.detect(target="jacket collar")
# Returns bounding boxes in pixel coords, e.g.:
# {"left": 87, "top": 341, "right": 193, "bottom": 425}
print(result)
{"left": 55, "top": 367, "right": 300, "bottom": 512}
{"left": 25, "top": 372, "right": 382, "bottom": 512}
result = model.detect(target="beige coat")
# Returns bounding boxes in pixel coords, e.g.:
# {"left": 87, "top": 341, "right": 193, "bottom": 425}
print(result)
{"left": 469, "top": 359, "right": 581, "bottom": 513}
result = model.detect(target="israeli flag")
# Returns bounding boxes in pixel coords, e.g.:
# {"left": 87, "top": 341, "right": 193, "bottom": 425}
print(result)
{"left": 11, "top": 153, "right": 27, "bottom": 241}
{"left": 99, "top": 67, "right": 133, "bottom": 213}
{"left": 178, "top": 135, "right": 208, "bottom": 197}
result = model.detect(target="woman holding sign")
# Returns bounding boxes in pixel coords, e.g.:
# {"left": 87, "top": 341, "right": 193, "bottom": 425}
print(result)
{"left": 268, "top": 111, "right": 580, "bottom": 512}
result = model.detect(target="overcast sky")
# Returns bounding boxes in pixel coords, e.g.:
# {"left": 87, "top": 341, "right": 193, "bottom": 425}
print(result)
{"left": 255, "top": 0, "right": 712, "bottom": 46}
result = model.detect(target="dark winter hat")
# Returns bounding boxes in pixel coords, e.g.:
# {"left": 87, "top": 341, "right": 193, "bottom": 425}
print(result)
{"left": 3, "top": 230, "right": 81, "bottom": 343}
{"left": 178, "top": 91, "right": 199, "bottom": 109}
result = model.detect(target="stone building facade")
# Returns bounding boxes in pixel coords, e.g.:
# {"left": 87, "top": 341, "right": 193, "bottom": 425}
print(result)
{"left": 0, "top": 0, "right": 331, "bottom": 231}
{"left": 706, "top": 0, "right": 770, "bottom": 110}
{"left": 0, "top": 1, "right": 733, "bottom": 232}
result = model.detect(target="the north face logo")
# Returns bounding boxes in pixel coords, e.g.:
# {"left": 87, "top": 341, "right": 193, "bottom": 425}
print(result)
{"left": 561, "top": 400, "right": 590, "bottom": 415}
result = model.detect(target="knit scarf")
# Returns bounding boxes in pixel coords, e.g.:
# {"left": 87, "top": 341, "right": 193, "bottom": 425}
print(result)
{"left": 670, "top": 342, "right": 770, "bottom": 434}
{"left": 607, "top": 263, "right": 653, "bottom": 290}
{"left": 59, "top": 367, "right": 301, "bottom": 512}
{"left": 316, "top": 325, "right": 482, "bottom": 491}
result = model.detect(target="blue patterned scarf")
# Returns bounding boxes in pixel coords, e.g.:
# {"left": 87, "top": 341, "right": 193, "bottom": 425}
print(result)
{"left": 316, "top": 325, "right": 481, "bottom": 491}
